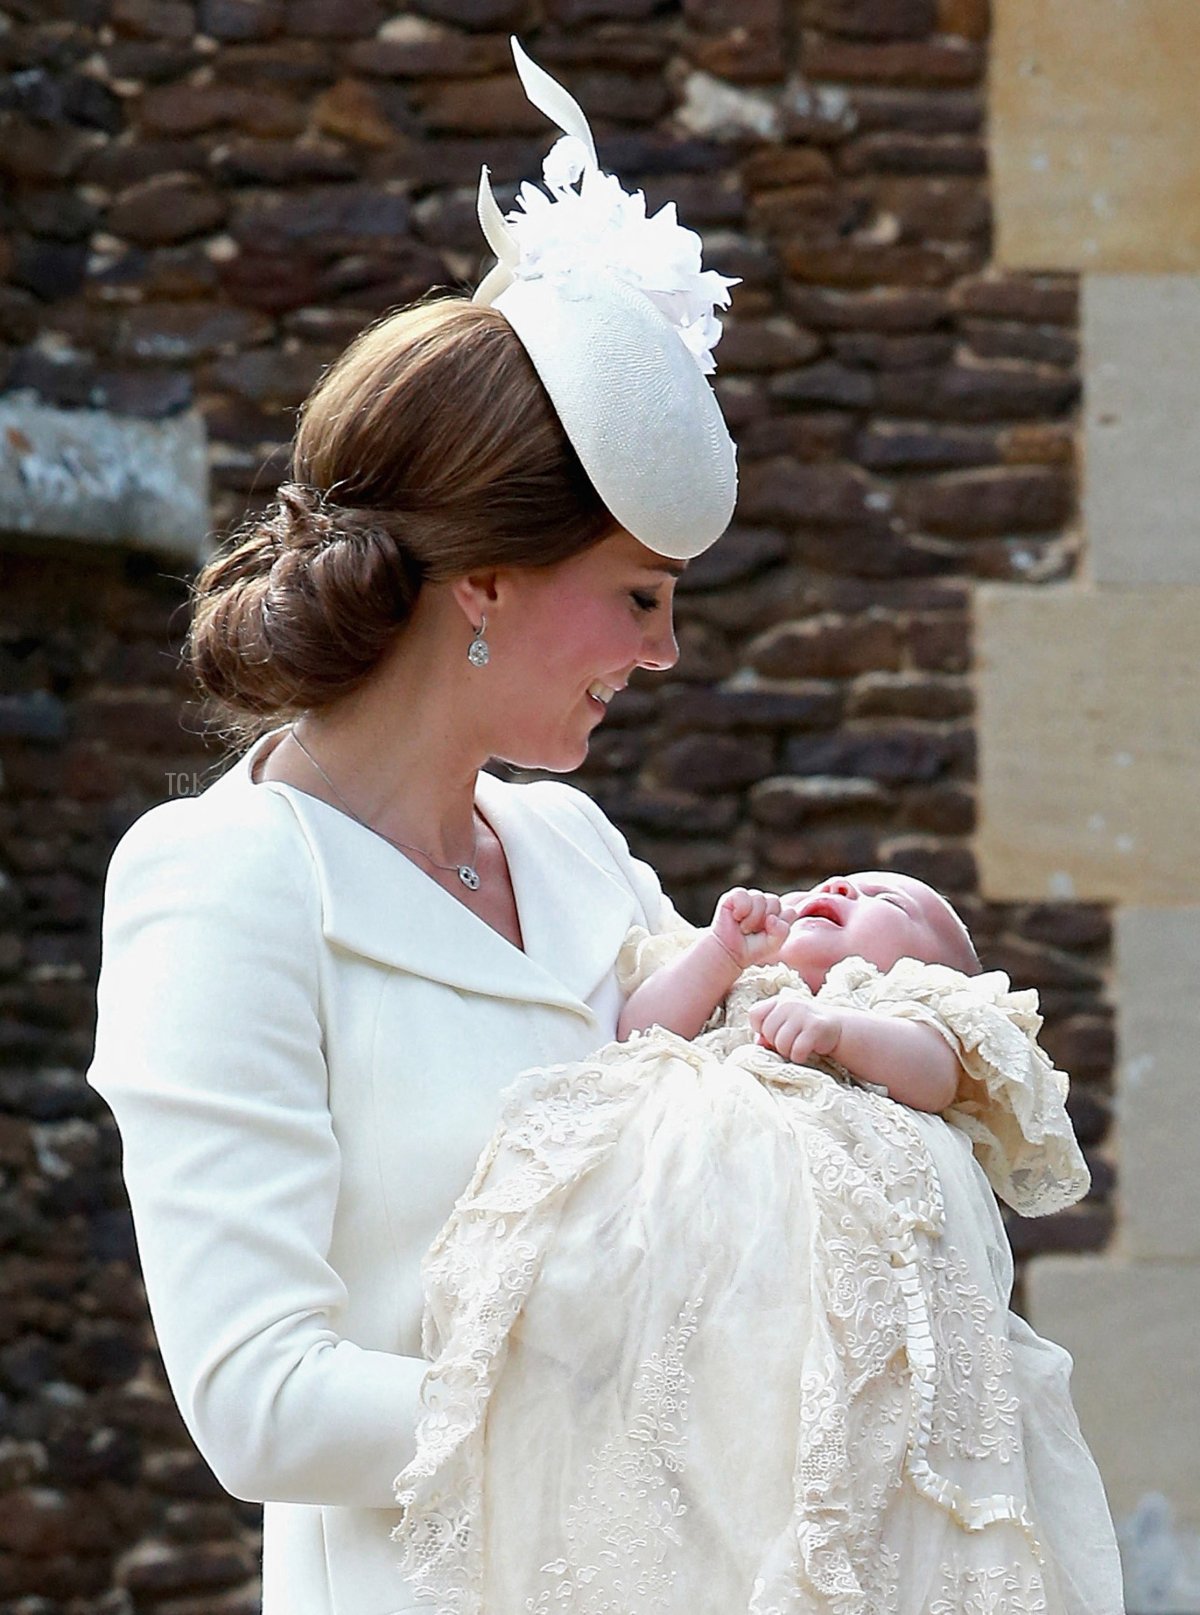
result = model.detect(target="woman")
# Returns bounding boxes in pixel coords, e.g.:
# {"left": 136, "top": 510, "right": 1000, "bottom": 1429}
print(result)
{"left": 86, "top": 39, "right": 739, "bottom": 1615}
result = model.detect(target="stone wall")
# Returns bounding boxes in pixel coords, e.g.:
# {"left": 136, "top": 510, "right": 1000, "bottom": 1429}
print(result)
{"left": 0, "top": 1, "right": 1115, "bottom": 1608}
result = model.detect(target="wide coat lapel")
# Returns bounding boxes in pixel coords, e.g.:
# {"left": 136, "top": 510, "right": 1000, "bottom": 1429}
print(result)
{"left": 222, "top": 740, "right": 639, "bottom": 1022}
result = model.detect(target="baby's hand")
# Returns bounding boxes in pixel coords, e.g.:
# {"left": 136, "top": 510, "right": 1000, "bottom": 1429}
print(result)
{"left": 749, "top": 994, "right": 843, "bottom": 1065}
{"left": 710, "top": 887, "right": 794, "bottom": 971}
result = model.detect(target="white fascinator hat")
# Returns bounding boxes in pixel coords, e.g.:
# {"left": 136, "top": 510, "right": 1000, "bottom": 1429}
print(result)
{"left": 471, "top": 37, "right": 741, "bottom": 562}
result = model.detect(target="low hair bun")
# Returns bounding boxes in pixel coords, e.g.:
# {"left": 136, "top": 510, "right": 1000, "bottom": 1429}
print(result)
{"left": 186, "top": 483, "right": 422, "bottom": 737}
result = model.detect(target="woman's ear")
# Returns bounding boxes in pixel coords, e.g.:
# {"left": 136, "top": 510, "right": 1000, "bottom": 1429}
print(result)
{"left": 449, "top": 571, "right": 499, "bottom": 628}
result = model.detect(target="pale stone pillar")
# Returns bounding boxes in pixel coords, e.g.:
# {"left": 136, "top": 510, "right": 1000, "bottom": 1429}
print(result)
{"left": 987, "top": 5, "right": 1200, "bottom": 1606}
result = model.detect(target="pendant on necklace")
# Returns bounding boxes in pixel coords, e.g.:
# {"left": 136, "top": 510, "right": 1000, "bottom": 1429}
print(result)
{"left": 458, "top": 865, "right": 481, "bottom": 891}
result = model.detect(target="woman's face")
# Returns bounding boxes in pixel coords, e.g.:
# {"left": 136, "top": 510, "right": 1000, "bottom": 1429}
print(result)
{"left": 485, "top": 528, "right": 683, "bottom": 772}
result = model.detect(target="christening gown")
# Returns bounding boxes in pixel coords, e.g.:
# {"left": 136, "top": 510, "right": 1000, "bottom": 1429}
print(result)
{"left": 388, "top": 917, "right": 1125, "bottom": 1615}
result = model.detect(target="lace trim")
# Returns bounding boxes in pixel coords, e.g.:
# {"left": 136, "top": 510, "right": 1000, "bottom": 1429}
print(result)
{"left": 817, "top": 956, "right": 1091, "bottom": 1217}
{"left": 522, "top": 1282, "right": 708, "bottom": 1614}
{"left": 392, "top": 1026, "right": 1046, "bottom": 1611}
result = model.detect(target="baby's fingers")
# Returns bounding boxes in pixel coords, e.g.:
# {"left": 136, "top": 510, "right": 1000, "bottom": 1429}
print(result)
{"left": 716, "top": 887, "right": 750, "bottom": 927}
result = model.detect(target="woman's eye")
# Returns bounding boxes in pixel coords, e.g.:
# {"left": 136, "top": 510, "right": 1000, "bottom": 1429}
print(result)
{"left": 630, "top": 590, "right": 659, "bottom": 613}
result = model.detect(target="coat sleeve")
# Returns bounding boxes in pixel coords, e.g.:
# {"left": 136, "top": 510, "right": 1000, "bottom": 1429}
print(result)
{"left": 87, "top": 795, "right": 426, "bottom": 1509}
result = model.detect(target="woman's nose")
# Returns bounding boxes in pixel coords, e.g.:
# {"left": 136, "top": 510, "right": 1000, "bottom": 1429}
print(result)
{"left": 639, "top": 611, "right": 679, "bottom": 672}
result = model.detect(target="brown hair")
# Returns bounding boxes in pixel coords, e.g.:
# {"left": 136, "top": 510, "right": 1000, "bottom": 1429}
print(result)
{"left": 185, "top": 293, "right": 620, "bottom": 747}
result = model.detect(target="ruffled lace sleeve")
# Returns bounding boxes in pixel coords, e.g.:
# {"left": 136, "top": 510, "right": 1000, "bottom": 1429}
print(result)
{"left": 614, "top": 899, "right": 702, "bottom": 998}
{"left": 817, "top": 956, "right": 1091, "bottom": 1216}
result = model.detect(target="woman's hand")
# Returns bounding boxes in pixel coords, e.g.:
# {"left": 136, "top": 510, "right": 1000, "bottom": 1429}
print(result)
{"left": 710, "top": 887, "right": 796, "bottom": 971}
{"left": 749, "top": 994, "right": 843, "bottom": 1065}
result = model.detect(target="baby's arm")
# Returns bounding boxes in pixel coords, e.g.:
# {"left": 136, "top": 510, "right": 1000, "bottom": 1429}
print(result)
{"left": 748, "top": 996, "right": 962, "bottom": 1113}
{"left": 617, "top": 888, "right": 793, "bottom": 1042}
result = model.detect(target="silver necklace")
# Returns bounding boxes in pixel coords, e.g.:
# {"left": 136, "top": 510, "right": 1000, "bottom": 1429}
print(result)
{"left": 287, "top": 724, "right": 483, "bottom": 892}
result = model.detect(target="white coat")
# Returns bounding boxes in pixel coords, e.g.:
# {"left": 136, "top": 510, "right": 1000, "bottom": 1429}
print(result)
{"left": 86, "top": 724, "right": 672, "bottom": 1615}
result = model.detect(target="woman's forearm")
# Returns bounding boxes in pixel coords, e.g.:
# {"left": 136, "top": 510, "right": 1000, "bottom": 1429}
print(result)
{"left": 618, "top": 932, "right": 741, "bottom": 1041}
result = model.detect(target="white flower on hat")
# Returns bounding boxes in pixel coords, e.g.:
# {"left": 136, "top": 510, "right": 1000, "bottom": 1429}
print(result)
{"left": 473, "top": 39, "right": 740, "bottom": 378}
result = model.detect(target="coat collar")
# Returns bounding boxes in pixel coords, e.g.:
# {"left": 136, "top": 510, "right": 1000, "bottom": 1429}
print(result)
{"left": 216, "top": 728, "right": 639, "bottom": 1023}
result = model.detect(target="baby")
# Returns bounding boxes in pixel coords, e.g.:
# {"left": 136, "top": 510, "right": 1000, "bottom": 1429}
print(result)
{"left": 394, "top": 868, "right": 1122, "bottom": 1615}
{"left": 618, "top": 870, "right": 982, "bottom": 1112}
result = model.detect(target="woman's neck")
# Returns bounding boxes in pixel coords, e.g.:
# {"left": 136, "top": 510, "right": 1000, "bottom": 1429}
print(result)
{"left": 262, "top": 639, "right": 489, "bottom": 866}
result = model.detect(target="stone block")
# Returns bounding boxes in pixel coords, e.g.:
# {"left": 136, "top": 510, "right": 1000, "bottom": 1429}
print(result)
{"left": 845, "top": 85, "right": 983, "bottom": 137}
{"left": 313, "top": 78, "right": 398, "bottom": 147}
{"left": 107, "top": 174, "right": 228, "bottom": 246}
{"left": 137, "top": 83, "right": 307, "bottom": 139}
{"left": 875, "top": 361, "right": 1078, "bottom": 421}
{"left": 748, "top": 612, "right": 904, "bottom": 678}
{"left": 11, "top": 239, "right": 89, "bottom": 303}
{"left": 784, "top": 724, "right": 964, "bottom": 783}
{"left": 0, "top": 393, "right": 211, "bottom": 564}
{"left": 855, "top": 423, "right": 1001, "bottom": 471}
{"left": 803, "top": 32, "right": 983, "bottom": 86}
{"left": 661, "top": 682, "right": 842, "bottom": 734}
{"left": 937, "top": 0, "right": 988, "bottom": 37}
{"left": 950, "top": 271, "right": 1077, "bottom": 325}
{"left": 829, "top": 331, "right": 955, "bottom": 370}
{"left": 841, "top": 132, "right": 985, "bottom": 175}
{"left": 961, "top": 323, "right": 1075, "bottom": 375}
{"left": 862, "top": 174, "right": 990, "bottom": 245}
{"left": 903, "top": 781, "right": 975, "bottom": 835}
{"left": 807, "top": 0, "right": 937, "bottom": 40}
{"left": 849, "top": 671, "right": 972, "bottom": 719}
{"left": 654, "top": 732, "right": 775, "bottom": 794}
{"left": 112, "top": 0, "right": 196, "bottom": 38}
{"left": 208, "top": 136, "right": 358, "bottom": 185}
{"left": 198, "top": 0, "right": 285, "bottom": 37}
{"left": 975, "top": 585, "right": 1200, "bottom": 903}
{"left": 229, "top": 184, "right": 410, "bottom": 247}
{"left": 346, "top": 23, "right": 511, "bottom": 79}
{"left": 896, "top": 465, "right": 1073, "bottom": 537}
{"left": 781, "top": 239, "right": 968, "bottom": 291}
{"left": 741, "top": 414, "right": 857, "bottom": 463}
{"left": 1082, "top": 274, "right": 1200, "bottom": 586}
{"left": 676, "top": 525, "right": 788, "bottom": 592}
{"left": 284, "top": 0, "right": 384, "bottom": 35}
{"left": 749, "top": 773, "right": 891, "bottom": 827}
{"left": 991, "top": 0, "right": 1200, "bottom": 271}
{"left": 768, "top": 360, "right": 878, "bottom": 409}
{"left": 114, "top": 302, "right": 272, "bottom": 362}
{"left": 716, "top": 317, "right": 822, "bottom": 373}
{"left": 879, "top": 835, "right": 976, "bottom": 892}
{"left": 1113, "top": 908, "right": 1200, "bottom": 1260}
{"left": 784, "top": 283, "right": 948, "bottom": 331}
{"left": 739, "top": 459, "right": 885, "bottom": 527}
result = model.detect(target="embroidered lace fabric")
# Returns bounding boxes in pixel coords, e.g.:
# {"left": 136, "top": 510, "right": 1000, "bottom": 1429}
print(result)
{"left": 389, "top": 935, "right": 1123, "bottom": 1615}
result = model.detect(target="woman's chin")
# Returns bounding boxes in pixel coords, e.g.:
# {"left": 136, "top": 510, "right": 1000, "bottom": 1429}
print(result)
{"left": 493, "top": 735, "right": 591, "bottom": 774}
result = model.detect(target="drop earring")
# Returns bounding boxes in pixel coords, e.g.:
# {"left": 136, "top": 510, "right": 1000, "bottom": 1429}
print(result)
{"left": 467, "top": 614, "right": 490, "bottom": 668}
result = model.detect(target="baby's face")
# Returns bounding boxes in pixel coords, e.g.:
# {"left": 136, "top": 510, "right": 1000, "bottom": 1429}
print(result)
{"left": 777, "top": 870, "right": 969, "bottom": 992}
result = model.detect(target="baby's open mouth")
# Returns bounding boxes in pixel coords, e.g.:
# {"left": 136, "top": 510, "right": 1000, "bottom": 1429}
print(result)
{"left": 796, "top": 896, "right": 844, "bottom": 925}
